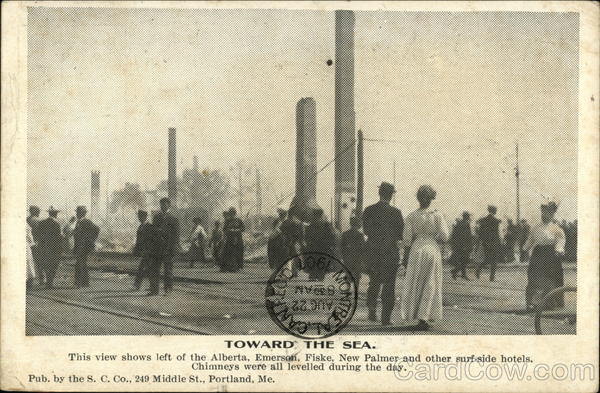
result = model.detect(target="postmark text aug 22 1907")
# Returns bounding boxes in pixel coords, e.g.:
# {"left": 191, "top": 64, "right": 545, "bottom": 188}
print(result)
{"left": 265, "top": 252, "right": 358, "bottom": 339}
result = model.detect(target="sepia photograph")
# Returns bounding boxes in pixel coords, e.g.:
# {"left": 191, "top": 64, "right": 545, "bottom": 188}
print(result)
{"left": 2, "top": 1, "right": 599, "bottom": 392}
{"left": 24, "top": 6, "right": 580, "bottom": 337}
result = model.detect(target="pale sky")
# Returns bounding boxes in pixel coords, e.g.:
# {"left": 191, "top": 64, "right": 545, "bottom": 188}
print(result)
{"left": 27, "top": 8, "right": 578, "bottom": 223}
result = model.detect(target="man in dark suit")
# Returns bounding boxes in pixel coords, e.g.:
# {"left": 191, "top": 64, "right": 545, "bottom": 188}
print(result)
{"left": 149, "top": 198, "right": 179, "bottom": 296}
{"left": 132, "top": 210, "right": 153, "bottom": 291}
{"left": 450, "top": 211, "right": 473, "bottom": 280}
{"left": 37, "top": 207, "right": 63, "bottom": 288}
{"left": 475, "top": 205, "right": 503, "bottom": 282}
{"left": 72, "top": 206, "right": 100, "bottom": 288}
{"left": 362, "top": 182, "right": 404, "bottom": 325}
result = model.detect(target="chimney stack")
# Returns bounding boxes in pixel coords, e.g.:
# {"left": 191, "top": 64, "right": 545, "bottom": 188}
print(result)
{"left": 168, "top": 127, "right": 177, "bottom": 207}
{"left": 91, "top": 170, "right": 100, "bottom": 222}
{"left": 334, "top": 10, "right": 356, "bottom": 230}
{"left": 293, "top": 97, "right": 319, "bottom": 220}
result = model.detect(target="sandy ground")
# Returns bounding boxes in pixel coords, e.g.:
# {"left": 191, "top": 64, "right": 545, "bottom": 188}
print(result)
{"left": 26, "top": 254, "right": 576, "bottom": 336}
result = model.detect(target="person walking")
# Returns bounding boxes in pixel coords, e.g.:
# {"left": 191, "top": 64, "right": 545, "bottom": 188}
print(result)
{"left": 475, "top": 205, "right": 503, "bottom": 281}
{"left": 37, "top": 207, "right": 63, "bottom": 289}
{"left": 72, "top": 206, "right": 100, "bottom": 288}
{"left": 362, "top": 182, "right": 404, "bottom": 325}
{"left": 221, "top": 207, "right": 245, "bottom": 272}
{"left": 149, "top": 197, "right": 179, "bottom": 296}
{"left": 304, "top": 208, "right": 336, "bottom": 280}
{"left": 341, "top": 215, "right": 366, "bottom": 286}
{"left": 450, "top": 212, "right": 473, "bottom": 280}
{"left": 132, "top": 210, "right": 153, "bottom": 291}
{"left": 523, "top": 202, "right": 566, "bottom": 310}
{"left": 27, "top": 205, "right": 44, "bottom": 285}
{"left": 400, "top": 185, "right": 450, "bottom": 331}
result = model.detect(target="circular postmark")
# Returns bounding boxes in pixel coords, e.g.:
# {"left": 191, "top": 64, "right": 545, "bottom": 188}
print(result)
{"left": 265, "top": 252, "right": 357, "bottom": 339}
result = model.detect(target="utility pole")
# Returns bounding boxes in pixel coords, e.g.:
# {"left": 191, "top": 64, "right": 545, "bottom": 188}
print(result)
{"left": 256, "top": 167, "right": 262, "bottom": 228}
{"left": 356, "top": 129, "right": 364, "bottom": 218}
{"left": 515, "top": 142, "right": 520, "bottom": 223}
{"left": 392, "top": 160, "right": 397, "bottom": 206}
{"left": 515, "top": 142, "right": 521, "bottom": 263}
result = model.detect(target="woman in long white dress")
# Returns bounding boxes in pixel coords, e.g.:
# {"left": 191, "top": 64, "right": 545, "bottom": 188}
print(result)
{"left": 26, "top": 224, "right": 37, "bottom": 289}
{"left": 400, "top": 185, "right": 450, "bottom": 331}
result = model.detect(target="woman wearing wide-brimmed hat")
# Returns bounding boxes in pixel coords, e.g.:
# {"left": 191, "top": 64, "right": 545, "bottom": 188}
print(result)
{"left": 400, "top": 185, "right": 450, "bottom": 331}
{"left": 523, "top": 202, "right": 566, "bottom": 310}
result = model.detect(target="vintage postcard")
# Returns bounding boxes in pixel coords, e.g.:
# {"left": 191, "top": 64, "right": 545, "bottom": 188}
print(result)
{"left": 1, "top": 0, "right": 598, "bottom": 391}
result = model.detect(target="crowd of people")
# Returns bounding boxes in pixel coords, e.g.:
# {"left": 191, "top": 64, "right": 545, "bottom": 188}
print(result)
{"left": 131, "top": 200, "right": 249, "bottom": 294}
{"left": 26, "top": 205, "right": 99, "bottom": 289}
{"left": 447, "top": 207, "right": 578, "bottom": 282}
{"left": 267, "top": 182, "right": 574, "bottom": 329}
{"left": 267, "top": 182, "right": 447, "bottom": 329}
{"left": 27, "top": 183, "right": 575, "bottom": 326}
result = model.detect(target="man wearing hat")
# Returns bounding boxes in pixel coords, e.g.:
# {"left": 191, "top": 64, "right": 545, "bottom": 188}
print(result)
{"left": 149, "top": 197, "right": 180, "bottom": 295}
{"left": 475, "top": 205, "right": 503, "bottom": 282}
{"left": 362, "top": 182, "right": 404, "bottom": 325}
{"left": 37, "top": 207, "right": 63, "bottom": 288}
{"left": 132, "top": 210, "right": 153, "bottom": 290}
{"left": 450, "top": 211, "right": 473, "bottom": 280}
{"left": 72, "top": 206, "right": 100, "bottom": 288}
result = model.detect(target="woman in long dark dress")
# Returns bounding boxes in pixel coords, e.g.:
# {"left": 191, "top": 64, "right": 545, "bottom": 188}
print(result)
{"left": 221, "top": 207, "right": 245, "bottom": 272}
{"left": 523, "top": 202, "right": 566, "bottom": 310}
